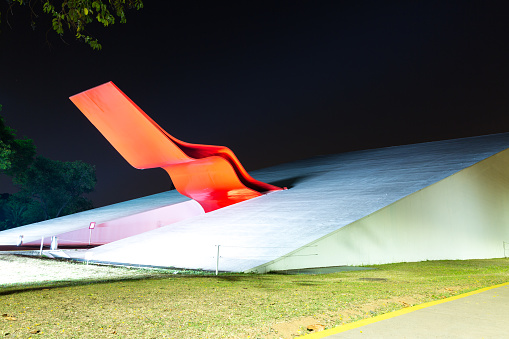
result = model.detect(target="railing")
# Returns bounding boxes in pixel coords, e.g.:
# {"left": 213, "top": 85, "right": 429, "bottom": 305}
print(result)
{"left": 2, "top": 234, "right": 319, "bottom": 274}
{"left": 1, "top": 234, "right": 90, "bottom": 254}
{"left": 6, "top": 235, "right": 509, "bottom": 273}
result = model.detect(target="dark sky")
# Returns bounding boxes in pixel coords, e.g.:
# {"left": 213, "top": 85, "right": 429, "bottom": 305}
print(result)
{"left": 1, "top": 1, "right": 509, "bottom": 207}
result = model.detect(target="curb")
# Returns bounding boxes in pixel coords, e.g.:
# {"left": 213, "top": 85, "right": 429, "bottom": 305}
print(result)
{"left": 301, "top": 281, "right": 509, "bottom": 338}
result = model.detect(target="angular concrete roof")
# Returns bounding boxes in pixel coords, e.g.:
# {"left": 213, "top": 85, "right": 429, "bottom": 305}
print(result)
{"left": 2, "top": 133, "right": 509, "bottom": 271}
{"left": 78, "top": 133, "right": 509, "bottom": 271}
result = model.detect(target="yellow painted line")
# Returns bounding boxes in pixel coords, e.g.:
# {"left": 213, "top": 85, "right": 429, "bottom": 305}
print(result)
{"left": 302, "top": 282, "right": 509, "bottom": 338}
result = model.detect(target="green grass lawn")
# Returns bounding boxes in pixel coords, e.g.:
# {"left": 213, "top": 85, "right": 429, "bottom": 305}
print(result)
{"left": 2, "top": 258, "right": 509, "bottom": 338}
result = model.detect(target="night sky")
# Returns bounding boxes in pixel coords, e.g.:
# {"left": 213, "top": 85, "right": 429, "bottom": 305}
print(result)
{"left": 1, "top": 1, "right": 509, "bottom": 207}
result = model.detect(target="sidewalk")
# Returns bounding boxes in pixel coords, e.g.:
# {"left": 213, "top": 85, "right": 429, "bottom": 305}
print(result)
{"left": 306, "top": 282, "right": 509, "bottom": 339}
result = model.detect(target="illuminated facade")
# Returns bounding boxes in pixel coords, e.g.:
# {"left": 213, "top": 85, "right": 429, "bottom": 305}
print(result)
{"left": 1, "top": 132, "right": 509, "bottom": 270}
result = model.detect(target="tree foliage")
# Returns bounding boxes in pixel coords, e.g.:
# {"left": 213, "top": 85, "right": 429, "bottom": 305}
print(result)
{"left": 14, "top": 156, "right": 96, "bottom": 220}
{"left": 0, "top": 139, "right": 12, "bottom": 171}
{"left": 1, "top": 0, "right": 144, "bottom": 50}
{"left": 0, "top": 104, "right": 36, "bottom": 175}
{"left": 0, "top": 193, "right": 34, "bottom": 229}
{"left": 1, "top": 105, "right": 96, "bottom": 229}
{"left": 1, "top": 105, "right": 15, "bottom": 171}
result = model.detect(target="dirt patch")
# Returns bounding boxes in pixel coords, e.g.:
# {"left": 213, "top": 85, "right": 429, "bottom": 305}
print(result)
{"left": 438, "top": 286, "right": 462, "bottom": 294}
{"left": 269, "top": 316, "right": 324, "bottom": 338}
{"left": 358, "top": 295, "right": 421, "bottom": 312}
{"left": 265, "top": 295, "right": 423, "bottom": 338}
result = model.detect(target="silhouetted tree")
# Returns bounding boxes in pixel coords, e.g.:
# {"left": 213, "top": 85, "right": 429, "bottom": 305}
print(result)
{"left": 0, "top": 105, "right": 36, "bottom": 174}
{"left": 1, "top": 105, "right": 97, "bottom": 229}
{"left": 14, "top": 156, "right": 96, "bottom": 220}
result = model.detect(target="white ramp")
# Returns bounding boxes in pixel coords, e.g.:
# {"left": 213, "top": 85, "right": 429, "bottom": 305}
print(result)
{"left": 0, "top": 191, "right": 191, "bottom": 247}
{"left": 72, "top": 133, "right": 509, "bottom": 271}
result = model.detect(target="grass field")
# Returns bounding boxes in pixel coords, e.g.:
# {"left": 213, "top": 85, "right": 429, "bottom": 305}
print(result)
{"left": 2, "top": 257, "right": 509, "bottom": 338}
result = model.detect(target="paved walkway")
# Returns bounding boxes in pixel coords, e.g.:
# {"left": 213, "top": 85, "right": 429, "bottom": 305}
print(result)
{"left": 305, "top": 282, "right": 509, "bottom": 339}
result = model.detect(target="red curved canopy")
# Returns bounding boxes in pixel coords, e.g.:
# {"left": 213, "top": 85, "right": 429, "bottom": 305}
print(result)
{"left": 70, "top": 82, "right": 281, "bottom": 212}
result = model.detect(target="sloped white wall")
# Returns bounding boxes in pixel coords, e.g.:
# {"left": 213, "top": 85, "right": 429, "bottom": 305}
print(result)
{"left": 251, "top": 148, "right": 509, "bottom": 273}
